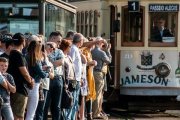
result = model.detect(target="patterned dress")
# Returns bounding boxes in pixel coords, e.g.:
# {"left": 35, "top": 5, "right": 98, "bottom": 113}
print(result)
{"left": 82, "top": 47, "right": 96, "bottom": 101}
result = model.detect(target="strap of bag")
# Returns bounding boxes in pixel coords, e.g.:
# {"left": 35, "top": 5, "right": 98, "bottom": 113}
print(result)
{"left": 67, "top": 56, "right": 76, "bottom": 81}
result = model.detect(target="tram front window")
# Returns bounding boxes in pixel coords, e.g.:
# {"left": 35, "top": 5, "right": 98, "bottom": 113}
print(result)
{"left": 122, "top": 6, "right": 144, "bottom": 46}
{"left": 149, "top": 12, "right": 177, "bottom": 47}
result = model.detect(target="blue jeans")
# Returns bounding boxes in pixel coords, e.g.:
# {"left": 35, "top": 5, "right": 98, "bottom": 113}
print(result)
{"left": 70, "top": 81, "right": 81, "bottom": 120}
{"left": 43, "top": 76, "right": 63, "bottom": 120}
{"left": 35, "top": 89, "right": 48, "bottom": 120}
{"left": 1, "top": 103, "right": 14, "bottom": 120}
{"left": 62, "top": 81, "right": 80, "bottom": 120}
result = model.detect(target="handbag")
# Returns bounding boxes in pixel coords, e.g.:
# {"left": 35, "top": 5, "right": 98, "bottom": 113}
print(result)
{"left": 68, "top": 80, "right": 77, "bottom": 92}
{"left": 61, "top": 87, "right": 73, "bottom": 109}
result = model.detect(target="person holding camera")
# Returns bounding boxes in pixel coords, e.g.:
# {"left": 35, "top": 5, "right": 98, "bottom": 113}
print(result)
{"left": 0, "top": 57, "right": 16, "bottom": 120}
{"left": 7, "top": 33, "right": 35, "bottom": 120}
{"left": 43, "top": 31, "right": 64, "bottom": 120}
{"left": 91, "top": 37, "right": 112, "bottom": 119}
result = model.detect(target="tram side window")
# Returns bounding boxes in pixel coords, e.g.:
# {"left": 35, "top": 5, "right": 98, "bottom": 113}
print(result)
{"left": 149, "top": 12, "right": 177, "bottom": 47}
{"left": 122, "top": 6, "right": 144, "bottom": 46}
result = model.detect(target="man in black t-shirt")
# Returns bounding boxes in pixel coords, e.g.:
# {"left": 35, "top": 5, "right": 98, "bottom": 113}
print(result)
{"left": 7, "top": 33, "right": 34, "bottom": 120}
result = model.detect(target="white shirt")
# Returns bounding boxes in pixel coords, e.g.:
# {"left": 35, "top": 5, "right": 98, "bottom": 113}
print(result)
{"left": 69, "top": 44, "right": 82, "bottom": 81}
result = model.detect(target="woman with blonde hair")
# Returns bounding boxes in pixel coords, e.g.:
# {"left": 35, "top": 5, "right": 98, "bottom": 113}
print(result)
{"left": 25, "top": 40, "right": 53, "bottom": 120}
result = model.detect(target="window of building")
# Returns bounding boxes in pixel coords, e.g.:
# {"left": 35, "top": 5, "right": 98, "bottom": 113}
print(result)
{"left": 81, "top": 11, "right": 84, "bottom": 34}
{"left": 149, "top": 12, "right": 177, "bottom": 47}
{"left": 89, "top": 10, "right": 93, "bottom": 37}
{"left": 94, "top": 10, "right": 98, "bottom": 37}
{"left": 77, "top": 12, "right": 80, "bottom": 33}
{"left": 85, "top": 11, "right": 88, "bottom": 37}
{"left": 122, "top": 6, "right": 144, "bottom": 46}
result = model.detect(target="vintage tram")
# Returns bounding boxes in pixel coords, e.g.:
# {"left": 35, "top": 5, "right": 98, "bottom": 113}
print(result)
{"left": 70, "top": 0, "right": 180, "bottom": 110}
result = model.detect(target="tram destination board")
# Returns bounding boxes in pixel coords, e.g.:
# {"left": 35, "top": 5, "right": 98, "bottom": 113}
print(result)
{"left": 149, "top": 4, "right": 179, "bottom": 12}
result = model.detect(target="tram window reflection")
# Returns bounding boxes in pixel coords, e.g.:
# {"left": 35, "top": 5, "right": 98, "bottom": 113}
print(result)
{"left": 149, "top": 12, "right": 177, "bottom": 47}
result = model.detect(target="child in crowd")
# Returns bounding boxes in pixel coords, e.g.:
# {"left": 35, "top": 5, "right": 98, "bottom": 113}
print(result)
{"left": 0, "top": 57, "right": 16, "bottom": 120}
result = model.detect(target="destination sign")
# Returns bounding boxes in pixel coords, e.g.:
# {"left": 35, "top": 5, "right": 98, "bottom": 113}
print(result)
{"left": 149, "top": 4, "right": 179, "bottom": 12}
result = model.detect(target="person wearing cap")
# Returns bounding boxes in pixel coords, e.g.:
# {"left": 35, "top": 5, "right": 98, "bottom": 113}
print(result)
{"left": 91, "top": 36, "right": 112, "bottom": 119}
{"left": 43, "top": 31, "right": 64, "bottom": 120}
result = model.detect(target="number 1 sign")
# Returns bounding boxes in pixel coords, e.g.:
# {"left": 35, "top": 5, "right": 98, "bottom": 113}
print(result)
{"left": 128, "top": 1, "right": 140, "bottom": 12}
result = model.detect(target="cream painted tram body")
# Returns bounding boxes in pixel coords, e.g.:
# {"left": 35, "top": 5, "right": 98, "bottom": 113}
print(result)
{"left": 69, "top": 0, "right": 180, "bottom": 110}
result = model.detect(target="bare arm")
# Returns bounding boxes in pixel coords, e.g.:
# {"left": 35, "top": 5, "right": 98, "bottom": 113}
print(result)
{"left": 52, "top": 59, "right": 64, "bottom": 68}
{"left": 1, "top": 81, "right": 8, "bottom": 90}
{"left": 0, "top": 75, "right": 8, "bottom": 90}
{"left": 19, "top": 66, "right": 34, "bottom": 87}
{"left": 81, "top": 53, "right": 87, "bottom": 64}
{"left": 49, "top": 67, "right": 54, "bottom": 79}
{"left": 6, "top": 80, "right": 16, "bottom": 93}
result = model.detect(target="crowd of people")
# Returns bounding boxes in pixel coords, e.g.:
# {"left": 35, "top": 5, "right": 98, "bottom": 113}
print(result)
{"left": 0, "top": 30, "right": 112, "bottom": 120}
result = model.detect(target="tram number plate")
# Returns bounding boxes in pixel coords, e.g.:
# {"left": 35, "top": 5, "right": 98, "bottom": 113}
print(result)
{"left": 128, "top": 1, "right": 139, "bottom": 12}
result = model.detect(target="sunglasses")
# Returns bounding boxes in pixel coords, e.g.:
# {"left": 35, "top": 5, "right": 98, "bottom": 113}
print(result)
{"left": 47, "top": 44, "right": 55, "bottom": 50}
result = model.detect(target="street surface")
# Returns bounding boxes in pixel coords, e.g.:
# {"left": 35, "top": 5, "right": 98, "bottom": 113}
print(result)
{"left": 98, "top": 109, "right": 180, "bottom": 120}
{"left": 47, "top": 109, "right": 180, "bottom": 120}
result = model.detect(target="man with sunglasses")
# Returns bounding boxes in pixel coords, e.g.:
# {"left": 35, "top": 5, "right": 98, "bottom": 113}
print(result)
{"left": 43, "top": 31, "right": 64, "bottom": 120}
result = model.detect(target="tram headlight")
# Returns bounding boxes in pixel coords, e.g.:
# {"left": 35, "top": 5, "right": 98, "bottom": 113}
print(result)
{"left": 155, "top": 62, "right": 171, "bottom": 78}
